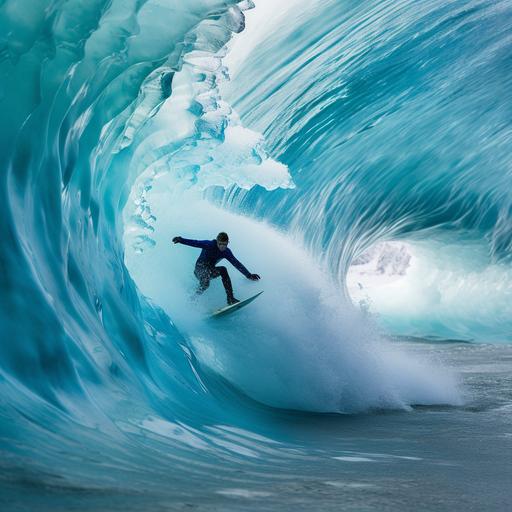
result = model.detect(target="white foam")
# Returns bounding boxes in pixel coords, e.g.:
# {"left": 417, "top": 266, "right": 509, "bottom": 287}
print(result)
{"left": 125, "top": 186, "right": 462, "bottom": 413}
{"left": 348, "top": 240, "right": 512, "bottom": 342}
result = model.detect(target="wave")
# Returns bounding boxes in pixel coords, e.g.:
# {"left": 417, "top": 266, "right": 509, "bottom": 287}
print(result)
{"left": 4, "top": 0, "right": 510, "bottom": 494}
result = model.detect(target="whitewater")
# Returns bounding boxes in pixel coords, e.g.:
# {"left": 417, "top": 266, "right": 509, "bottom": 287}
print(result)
{"left": 1, "top": 0, "right": 511, "bottom": 511}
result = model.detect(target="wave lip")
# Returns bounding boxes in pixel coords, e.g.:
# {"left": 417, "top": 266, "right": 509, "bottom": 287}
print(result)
{"left": 2, "top": 0, "right": 301, "bottom": 490}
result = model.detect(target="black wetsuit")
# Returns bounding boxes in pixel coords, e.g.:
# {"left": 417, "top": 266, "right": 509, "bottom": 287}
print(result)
{"left": 177, "top": 238, "right": 251, "bottom": 301}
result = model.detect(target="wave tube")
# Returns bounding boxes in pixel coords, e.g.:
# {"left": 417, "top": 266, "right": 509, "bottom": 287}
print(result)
{"left": 122, "top": 0, "right": 460, "bottom": 414}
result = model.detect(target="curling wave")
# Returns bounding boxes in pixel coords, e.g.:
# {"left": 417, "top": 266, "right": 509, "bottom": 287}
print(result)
{"left": 3, "top": 0, "right": 510, "bottom": 499}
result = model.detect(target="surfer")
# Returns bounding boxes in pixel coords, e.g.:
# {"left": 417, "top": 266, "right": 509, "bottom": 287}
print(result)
{"left": 172, "top": 232, "right": 261, "bottom": 305}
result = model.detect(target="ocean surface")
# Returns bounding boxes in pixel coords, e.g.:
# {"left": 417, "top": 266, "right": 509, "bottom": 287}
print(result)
{"left": 1, "top": 0, "right": 512, "bottom": 510}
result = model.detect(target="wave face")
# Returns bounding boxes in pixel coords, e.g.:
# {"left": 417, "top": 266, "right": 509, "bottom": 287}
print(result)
{"left": 221, "top": 0, "right": 512, "bottom": 342}
{"left": 0, "top": 0, "right": 508, "bottom": 504}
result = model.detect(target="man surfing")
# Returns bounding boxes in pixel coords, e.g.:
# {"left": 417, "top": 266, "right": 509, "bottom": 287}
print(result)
{"left": 172, "top": 232, "right": 260, "bottom": 305}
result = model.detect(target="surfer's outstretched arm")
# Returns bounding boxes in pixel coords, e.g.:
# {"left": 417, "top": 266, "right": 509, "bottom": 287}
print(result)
{"left": 225, "top": 250, "right": 261, "bottom": 281}
{"left": 172, "top": 236, "right": 210, "bottom": 248}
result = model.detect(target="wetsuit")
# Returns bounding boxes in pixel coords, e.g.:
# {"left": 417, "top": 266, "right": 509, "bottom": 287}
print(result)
{"left": 177, "top": 238, "right": 251, "bottom": 301}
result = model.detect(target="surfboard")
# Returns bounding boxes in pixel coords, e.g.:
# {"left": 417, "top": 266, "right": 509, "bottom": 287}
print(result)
{"left": 209, "top": 291, "right": 263, "bottom": 319}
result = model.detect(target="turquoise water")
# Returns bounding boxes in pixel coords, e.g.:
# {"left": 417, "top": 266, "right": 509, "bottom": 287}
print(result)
{"left": 1, "top": 0, "right": 511, "bottom": 510}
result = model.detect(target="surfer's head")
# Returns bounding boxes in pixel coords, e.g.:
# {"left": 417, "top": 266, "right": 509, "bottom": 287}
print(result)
{"left": 216, "top": 232, "right": 229, "bottom": 251}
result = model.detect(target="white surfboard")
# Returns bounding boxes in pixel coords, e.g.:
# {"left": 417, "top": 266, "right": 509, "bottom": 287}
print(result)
{"left": 209, "top": 291, "right": 263, "bottom": 319}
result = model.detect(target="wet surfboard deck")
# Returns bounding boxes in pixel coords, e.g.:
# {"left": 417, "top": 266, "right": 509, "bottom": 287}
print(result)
{"left": 209, "top": 291, "right": 263, "bottom": 319}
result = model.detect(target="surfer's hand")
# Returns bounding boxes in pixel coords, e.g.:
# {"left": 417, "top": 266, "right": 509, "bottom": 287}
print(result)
{"left": 249, "top": 274, "right": 261, "bottom": 281}
{"left": 172, "top": 236, "right": 183, "bottom": 244}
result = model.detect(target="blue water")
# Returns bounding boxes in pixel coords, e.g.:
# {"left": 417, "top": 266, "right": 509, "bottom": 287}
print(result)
{"left": 1, "top": 0, "right": 512, "bottom": 510}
